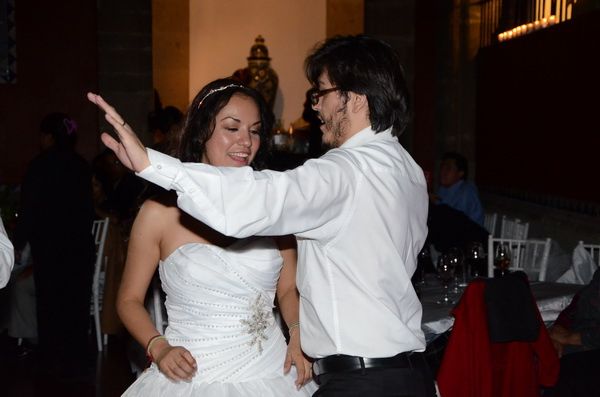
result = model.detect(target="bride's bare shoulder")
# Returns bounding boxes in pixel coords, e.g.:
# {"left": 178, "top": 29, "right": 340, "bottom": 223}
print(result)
{"left": 135, "top": 192, "right": 180, "bottom": 227}
{"left": 140, "top": 192, "right": 177, "bottom": 212}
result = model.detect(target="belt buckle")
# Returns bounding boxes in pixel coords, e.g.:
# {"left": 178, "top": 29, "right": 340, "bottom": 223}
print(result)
{"left": 313, "top": 359, "right": 324, "bottom": 376}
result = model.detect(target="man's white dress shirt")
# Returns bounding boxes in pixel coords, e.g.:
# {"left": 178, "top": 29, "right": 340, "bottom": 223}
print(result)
{"left": 0, "top": 217, "right": 15, "bottom": 288}
{"left": 139, "top": 126, "right": 429, "bottom": 358}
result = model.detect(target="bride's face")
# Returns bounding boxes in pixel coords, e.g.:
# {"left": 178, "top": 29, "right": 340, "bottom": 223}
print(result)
{"left": 202, "top": 94, "right": 261, "bottom": 167}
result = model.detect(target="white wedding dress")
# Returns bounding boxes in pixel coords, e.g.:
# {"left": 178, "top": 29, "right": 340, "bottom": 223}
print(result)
{"left": 122, "top": 238, "right": 317, "bottom": 396}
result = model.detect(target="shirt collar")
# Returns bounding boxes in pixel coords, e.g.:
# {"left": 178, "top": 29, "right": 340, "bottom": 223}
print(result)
{"left": 442, "top": 179, "right": 465, "bottom": 193}
{"left": 340, "top": 126, "right": 393, "bottom": 149}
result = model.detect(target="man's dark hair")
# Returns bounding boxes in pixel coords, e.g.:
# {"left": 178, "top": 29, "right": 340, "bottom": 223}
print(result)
{"left": 305, "top": 34, "right": 410, "bottom": 136}
{"left": 442, "top": 152, "right": 468, "bottom": 180}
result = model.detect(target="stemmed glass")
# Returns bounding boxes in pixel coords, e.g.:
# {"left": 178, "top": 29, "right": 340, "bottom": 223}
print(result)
{"left": 466, "top": 241, "right": 486, "bottom": 278}
{"left": 494, "top": 242, "right": 512, "bottom": 277}
{"left": 413, "top": 245, "right": 431, "bottom": 286}
{"left": 445, "top": 247, "right": 465, "bottom": 291}
{"left": 437, "top": 254, "right": 456, "bottom": 305}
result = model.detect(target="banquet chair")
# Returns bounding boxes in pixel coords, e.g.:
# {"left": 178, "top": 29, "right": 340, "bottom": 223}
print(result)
{"left": 148, "top": 274, "right": 168, "bottom": 334}
{"left": 126, "top": 275, "right": 168, "bottom": 378}
{"left": 487, "top": 235, "right": 552, "bottom": 281}
{"left": 484, "top": 212, "right": 498, "bottom": 236}
{"left": 437, "top": 275, "right": 559, "bottom": 397}
{"left": 500, "top": 216, "right": 529, "bottom": 240}
{"left": 91, "top": 217, "right": 110, "bottom": 351}
{"left": 578, "top": 241, "right": 600, "bottom": 267}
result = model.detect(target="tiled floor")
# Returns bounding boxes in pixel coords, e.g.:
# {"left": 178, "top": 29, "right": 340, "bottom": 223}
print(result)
{"left": 0, "top": 332, "right": 136, "bottom": 397}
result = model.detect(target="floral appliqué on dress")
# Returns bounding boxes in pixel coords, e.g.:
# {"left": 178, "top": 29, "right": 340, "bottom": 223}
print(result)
{"left": 240, "top": 294, "right": 273, "bottom": 354}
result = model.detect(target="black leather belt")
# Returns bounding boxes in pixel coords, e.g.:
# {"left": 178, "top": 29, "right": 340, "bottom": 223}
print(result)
{"left": 312, "top": 352, "right": 413, "bottom": 377}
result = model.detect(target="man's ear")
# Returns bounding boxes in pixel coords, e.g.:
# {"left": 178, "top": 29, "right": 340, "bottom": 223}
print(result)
{"left": 350, "top": 93, "right": 368, "bottom": 114}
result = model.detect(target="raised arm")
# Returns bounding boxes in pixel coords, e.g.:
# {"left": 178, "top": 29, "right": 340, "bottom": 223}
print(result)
{"left": 275, "top": 235, "right": 312, "bottom": 389}
{"left": 88, "top": 92, "right": 353, "bottom": 239}
{"left": 138, "top": 148, "right": 354, "bottom": 239}
{"left": 117, "top": 200, "right": 196, "bottom": 381}
{"left": 0, "top": 218, "right": 14, "bottom": 288}
{"left": 87, "top": 92, "right": 150, "bottom": 172}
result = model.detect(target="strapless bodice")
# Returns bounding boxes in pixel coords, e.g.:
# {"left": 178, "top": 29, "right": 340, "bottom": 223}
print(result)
{"left": 158, "top": 238, "right": 285, "bottom": 383}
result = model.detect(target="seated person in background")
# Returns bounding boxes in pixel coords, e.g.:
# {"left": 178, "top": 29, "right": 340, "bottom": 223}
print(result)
{"left": 0, "top": 216, "right": 14, "bottom": 288}
{"left": 546, "top": 267, "right": 600, "bottom": 396}
{"left": 92, "top": 149, "right": 147, "bottom": 227}
{"left": 426, "top": 202, "right": 488, "bottom": 256}
{"left": 150, "top": 105, "right": 183, "bottom": 154}
{"left": 431, "top": 152, "right": 484, "bottom": 226}
{"left": 549, "top": 267, "right": 600, "bottom": 356}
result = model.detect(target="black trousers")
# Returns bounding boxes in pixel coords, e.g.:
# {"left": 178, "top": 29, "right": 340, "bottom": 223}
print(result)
{"left": 544, "top": 348, "right": 600, "bottom": 397}
{"left": 313, "top": 353, "right": 436, "bottom": 397}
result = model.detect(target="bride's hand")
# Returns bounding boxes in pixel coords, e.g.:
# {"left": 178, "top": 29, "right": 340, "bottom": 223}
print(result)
{"left": 86, "top": 92, "right": 151, "bottom": 172}
{"left": 284, "top": 331, "right": 313, "bottom": 389}
{"left": 152, "top": 341, "right": 198, "bottom": 382}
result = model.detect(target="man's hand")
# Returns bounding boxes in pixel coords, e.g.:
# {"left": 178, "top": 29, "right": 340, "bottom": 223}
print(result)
{"left": 549, "top": 324, "right": 582, "bottom": 357}
{"left": 87, "top": 92, "right": 151, "bottom": 172}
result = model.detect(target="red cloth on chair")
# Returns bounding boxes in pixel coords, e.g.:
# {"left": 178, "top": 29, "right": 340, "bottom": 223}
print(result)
{"left": 437, "top": 279, "right": 559, "bottom": 397}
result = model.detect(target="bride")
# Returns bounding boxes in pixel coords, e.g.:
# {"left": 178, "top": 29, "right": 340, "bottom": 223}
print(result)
{"left": 97, "top": 79, "right": 316, "bottom": 396}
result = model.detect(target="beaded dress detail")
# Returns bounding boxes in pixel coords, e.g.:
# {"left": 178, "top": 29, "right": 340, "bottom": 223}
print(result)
{"left": 122, "top": 238, "right": 316, "bottom": 396}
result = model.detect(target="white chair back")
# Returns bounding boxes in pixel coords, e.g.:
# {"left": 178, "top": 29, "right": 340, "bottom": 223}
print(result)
{"left": 149, "top": 275, "right": 168, "bottom": 334}
{"left": 91, "top": 217, "right": 109, "bottom": 351}
{"left": 487, "top": 235, "right": 552, "bottom": 281}
{"left": 500, "top": 216, "right": 529, "bottom": 240}
{"left": 578, "top": 241, "right": 600, "bottom": 267}
{"left": 484, "top": 212, "right": 498, "bottom": 236}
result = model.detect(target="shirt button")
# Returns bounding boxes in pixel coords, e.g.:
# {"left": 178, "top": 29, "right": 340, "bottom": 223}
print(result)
{"left": 156, "top": 164, "right": 162, "bottom": 170}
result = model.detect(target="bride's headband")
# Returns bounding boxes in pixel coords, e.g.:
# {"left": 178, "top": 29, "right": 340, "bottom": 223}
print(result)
{"left": 198, "top": 84, "right": 244, "bottom": 108}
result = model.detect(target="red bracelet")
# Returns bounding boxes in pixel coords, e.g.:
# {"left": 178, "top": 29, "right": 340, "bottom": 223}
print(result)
{"left": 146, "top": 334, "right": 166, "bottom": 362}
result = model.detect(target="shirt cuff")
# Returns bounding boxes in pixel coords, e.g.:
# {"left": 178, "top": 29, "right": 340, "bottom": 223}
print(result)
{"left": 136, "top": 148, "right": 182, "bottom": 191}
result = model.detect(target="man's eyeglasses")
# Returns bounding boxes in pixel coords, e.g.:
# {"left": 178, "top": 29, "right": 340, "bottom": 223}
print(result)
{"left": 310, "top": 87, "right": 340, "bottom": 106}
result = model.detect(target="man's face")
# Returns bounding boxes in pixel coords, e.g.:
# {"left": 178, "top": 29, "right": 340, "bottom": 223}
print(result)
{"left": 439, "top": 158, "right": 464, "bottom": 187}
{"left": 311, "top": 71, "right": 350, "bottom": 148}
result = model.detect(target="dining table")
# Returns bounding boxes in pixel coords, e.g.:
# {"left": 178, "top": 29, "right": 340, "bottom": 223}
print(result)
{"left": 418, "top": 274, "right": 582, "bottom": 342}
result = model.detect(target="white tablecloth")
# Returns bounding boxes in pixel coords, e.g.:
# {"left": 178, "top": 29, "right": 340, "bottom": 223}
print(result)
{"left": 419, "top": 276, "right": 581, "bottom": 341}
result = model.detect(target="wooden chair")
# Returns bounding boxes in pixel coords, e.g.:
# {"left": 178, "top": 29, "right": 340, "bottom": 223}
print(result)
{"left": 578, "top": 241, "right": 600, "bottom": 267}
{"left": 487, "top": 235, "right": 552, "bottom": 281}
{"left": 484, "top": 212, "right": 498, "bottom": 236}
{"left": 91, "top": 217, "right": 110, "bottom": 351}
{"left": 148, "top": 275, "right": 168, "bottom": 334}
{"left": 500, "top": 215, "right": 529, "bottom": 240}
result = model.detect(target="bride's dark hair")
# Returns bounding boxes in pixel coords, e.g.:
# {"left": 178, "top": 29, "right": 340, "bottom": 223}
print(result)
{"left": 170, "top": 78, "right": 273, "bottom": 169}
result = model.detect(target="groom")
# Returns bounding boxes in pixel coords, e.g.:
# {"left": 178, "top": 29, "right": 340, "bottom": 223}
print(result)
{"left": 89, "top": 34, "right": 435, "bottom": 397}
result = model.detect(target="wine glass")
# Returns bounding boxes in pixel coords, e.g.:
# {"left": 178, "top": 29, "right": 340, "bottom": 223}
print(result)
{"left": 437, "top": 254, "right": 456, "bottom": 305}
{"left": 466, "top": 241, "right": 486, "bottom": 278}
{"left": 412, "top": 245, "right": 431, "bottom": 286}
{"left": 445, "top": 247, "right": 465, "bottom": 291}
{"left": 494, "top": 242, "right": 512, "bottom": 277}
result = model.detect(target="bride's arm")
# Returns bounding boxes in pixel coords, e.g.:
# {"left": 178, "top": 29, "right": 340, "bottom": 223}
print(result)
{"left": 275, "top": 235, "right": 312, "bottom": 388}
{"left": 117, "top": 200, "right": 197, "bottom": 381}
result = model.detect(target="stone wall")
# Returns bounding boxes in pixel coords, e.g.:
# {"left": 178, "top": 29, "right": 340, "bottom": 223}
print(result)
{"left": 482, "top": 191, "right": 600, "bottom": 251}
{"left": 97, "top": 0, "right": 154, "bottom": 145}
